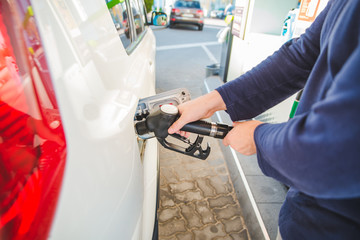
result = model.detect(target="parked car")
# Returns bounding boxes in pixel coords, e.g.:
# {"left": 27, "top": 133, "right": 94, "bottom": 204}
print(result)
{"left": 210, "top": 8, "right": 225, "bottom": 19}
{"left": 169, "top": 0, "right": 204, "bottom": 31}
{"left": 0, "top": 0, "right": 166, "bottom": 239}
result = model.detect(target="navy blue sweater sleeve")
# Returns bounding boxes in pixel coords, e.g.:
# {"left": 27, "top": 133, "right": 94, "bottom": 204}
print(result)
{"left": 216, "top": 3, "right": 330, "bottom": 121}
{"left": 255, "top": 0, "right": 360, "bottom": 199}
{"left": 255, "top": 45, "right": 360, "bottom": 199}
{"left": 216, "top": 0, "right": 360, "bottom": 199}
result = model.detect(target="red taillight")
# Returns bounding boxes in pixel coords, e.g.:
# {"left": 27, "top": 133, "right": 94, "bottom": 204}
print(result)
{"left": 0, "top": 2, "right": 66, "bottom": 240}
{"left": 171, "top": 18, "right": 176, "bottom": 22}
{"left": 171, "top": 8, "right": 180, "bottom": 14}
{"left": 197, "top": 9, "right": 203, "bottom": 14}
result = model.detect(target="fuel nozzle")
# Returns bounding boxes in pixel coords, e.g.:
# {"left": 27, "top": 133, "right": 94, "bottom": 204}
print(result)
{"left": 135, "top": 104, "right": 179, "bottom": 139}
{"left": 135, "top": 104, "right": 233, "bottom": 160}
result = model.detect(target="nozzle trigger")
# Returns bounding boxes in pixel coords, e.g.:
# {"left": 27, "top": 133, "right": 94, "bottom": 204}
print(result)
{"left": 157, "top": 134, "right": 210, "bottom": 160}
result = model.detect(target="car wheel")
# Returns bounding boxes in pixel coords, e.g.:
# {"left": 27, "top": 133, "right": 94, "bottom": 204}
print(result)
{"left": 198, "top": 25, "right": 203, "bottom": 31}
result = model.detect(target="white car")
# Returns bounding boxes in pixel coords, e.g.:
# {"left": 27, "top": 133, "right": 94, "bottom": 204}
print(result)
{"left": 0, "top": 0, "right": 166, "bottom": 239}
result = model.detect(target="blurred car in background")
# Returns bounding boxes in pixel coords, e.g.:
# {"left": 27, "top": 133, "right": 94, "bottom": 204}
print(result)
{"left": 169, "top": 0, "right": 204, "bottom": 31}
{"left": 210, "top": 8, "right": 225, "bottom": 19}
{"left": 0, "top": 0, "right": 166, "bottom": 239}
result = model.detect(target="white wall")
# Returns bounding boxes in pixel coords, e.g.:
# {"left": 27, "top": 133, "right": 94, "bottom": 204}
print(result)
{"left": 250, "top": 0, "right": 298, "bottom": 35}
{"left": 225, "top": 0, "right": 299, "bottom": 123}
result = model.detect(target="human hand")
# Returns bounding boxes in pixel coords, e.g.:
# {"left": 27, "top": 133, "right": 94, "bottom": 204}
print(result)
{"left": 168, "top": 90, "right": 226, "bottom": 136}
{"left": 223, "top": 120, "right": 263, "bottom": 156}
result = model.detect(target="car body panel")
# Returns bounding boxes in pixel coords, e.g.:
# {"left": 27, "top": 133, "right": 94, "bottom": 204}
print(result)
{"left": 29, "top": 0, "right": 158, "bottom": 239}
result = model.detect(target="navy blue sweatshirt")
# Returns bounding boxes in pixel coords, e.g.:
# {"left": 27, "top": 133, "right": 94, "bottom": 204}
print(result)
{"left": 216, "top": 0, "right": 360, "bottom": 239}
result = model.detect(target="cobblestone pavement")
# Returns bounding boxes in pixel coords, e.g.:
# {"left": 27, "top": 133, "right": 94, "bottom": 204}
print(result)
{"left": 158, "top": 136, "right": 251, "bottom": 240}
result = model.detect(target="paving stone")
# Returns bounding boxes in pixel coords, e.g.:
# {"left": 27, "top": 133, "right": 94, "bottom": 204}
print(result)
{"left": 214, "top": 166, "right": 228, "bottom": 175}
{"left": 219, "top": 174, "right": 231, "bottom": 184}
{"left": 161, "top": 198, "right": 176, "bottom": 208}
{"left": 214, "top": 205, "right": 242, "bottom": 220}
{"left": 230, "top": 229, "right": 249, "bottom": 240}
{"left": 158, "top": 134, "right": 251, "bottom": 240}
{"left": 160, "top": 236, "right": 177, "bottom": 240}
{"left": 184, "top": 159, "right": 210, "bottom": 170}
{"left": 180, "top": 203, "right": 203, "bottom": 229}
{"left": 161, "top": 153, "right": 183, "bottom": 166}
{"left": 173, "top": 165, "right": 193, "bottom": 181}
{"left": 208, "top": 176, "right": 229, "bottom": 194}
{"left": 190, "top": 168, "right": 217, "bottom": 179}
{"left": 206, "top": 157, "right": 225, "bottom": 167}
{"left": 196, "top": 178, "right": 216, "bottom": 198}
{"left": 221, "top": 217, "right": 244, "bottom": 233}
{"left": 174, "top": 190, "right": 203, "bottom": 203}
{"left": 195, "top": 201, "right": 216, "bottom": 224}
{"left": 160, "top": 188, "right": 176, "bottom": 208}
{"left": 208, "top": 195, "right": 236, "bottom": 208}
{"left": 159, "top": 219, "right": 187, "bottom": 237}
{"left": 160, "top": 174, "right": 167, "bottom": 187}
{"left": 159, "top": 207, "right": 181, "bottom": 222}
{"left": 160, "top": 148, "right": 179, "bottom": 163}
{"left": 205, "top": 138, "right": 224, "bottom": 159}
{"left": 179, "top": 154, "right": 200, "bottom": 165}
{"left": 176, "top": 232, "right": 194, "bottom": 240}
{"left": 161, "top": 167, "right": 179, "bottom": 184}
{"left": 169, "top": 181, "right": 196, "bottom": 194}
{"left": 216, "top": 236, "right": 233, "bottom": 240}
{"left": 219, "top": 175, "right": 234, "bottom": 193}
{"left": 193, "top": 223, "right": 227, "bottom": 240}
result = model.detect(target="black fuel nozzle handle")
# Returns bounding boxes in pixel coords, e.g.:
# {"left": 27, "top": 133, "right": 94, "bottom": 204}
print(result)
{"left": 135, "top": 104, "right": 233, "bottom": 139}
{"left": 181, "top": 121, "right": 233, "bottom": 139}
{"left": 135, "top": 104, "right": 178, "bottom": 139}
